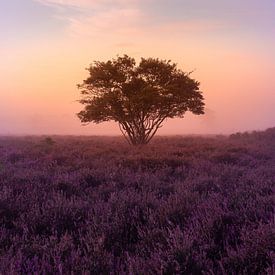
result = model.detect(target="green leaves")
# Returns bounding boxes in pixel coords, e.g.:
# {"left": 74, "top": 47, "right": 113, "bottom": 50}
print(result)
{"left": 77, "top": 55, "right": 205, "bottom": 144}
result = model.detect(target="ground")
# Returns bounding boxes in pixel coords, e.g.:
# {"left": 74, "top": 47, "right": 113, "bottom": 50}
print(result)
{"left": 0, "top": 129, "right": 274, "bottom": 274}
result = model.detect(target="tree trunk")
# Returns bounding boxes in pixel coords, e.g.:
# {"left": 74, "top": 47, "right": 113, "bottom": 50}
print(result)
{"left": 119, "top": 118, "right": 165, "bottom": 146}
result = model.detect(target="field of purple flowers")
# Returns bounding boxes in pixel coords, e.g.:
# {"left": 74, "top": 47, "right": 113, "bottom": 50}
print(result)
{"left": 0, "top": 128, "right": 274, "bottom": 274}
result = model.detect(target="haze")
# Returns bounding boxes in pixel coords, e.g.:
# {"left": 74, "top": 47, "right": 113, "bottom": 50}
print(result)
{"left": 1, "top": 0, "right": 275, "bottom": 135}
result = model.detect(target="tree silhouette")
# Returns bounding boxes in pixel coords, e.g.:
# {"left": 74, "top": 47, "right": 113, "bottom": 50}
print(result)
{"left": 77, "top": 55, "right": 205, "bottom": 145}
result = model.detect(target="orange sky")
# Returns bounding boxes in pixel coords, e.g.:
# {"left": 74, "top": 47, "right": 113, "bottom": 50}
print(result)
{"left": 1, "top": 0, "right": 274, "bottom": 135}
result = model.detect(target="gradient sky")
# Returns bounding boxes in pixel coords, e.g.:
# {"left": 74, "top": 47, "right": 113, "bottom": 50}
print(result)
{"left": 1, "top": 0, "right": 275, "bottom": 135}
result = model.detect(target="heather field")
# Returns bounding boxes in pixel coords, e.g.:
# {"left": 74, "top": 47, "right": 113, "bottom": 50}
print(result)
{"left": 0, "top": 129, "right": 274, "bottom": 274}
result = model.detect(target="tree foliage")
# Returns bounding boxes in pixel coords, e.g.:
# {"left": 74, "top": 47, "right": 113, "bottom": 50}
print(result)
{"left": 77, "top": 55, "right": 205, "bottom": 145}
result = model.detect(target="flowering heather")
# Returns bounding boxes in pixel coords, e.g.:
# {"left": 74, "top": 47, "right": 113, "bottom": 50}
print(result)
{"left": 0, "top": 129, "right": 274, "bottom": 274}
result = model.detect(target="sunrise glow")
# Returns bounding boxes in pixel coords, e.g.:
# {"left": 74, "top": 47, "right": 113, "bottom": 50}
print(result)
{"left": 1, "top": 0, "right": 274, "bottom": 135}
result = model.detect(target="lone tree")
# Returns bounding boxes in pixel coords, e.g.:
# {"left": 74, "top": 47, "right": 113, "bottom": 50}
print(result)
{"left": 77, "top": 55, "right": 205, "bottom": 145}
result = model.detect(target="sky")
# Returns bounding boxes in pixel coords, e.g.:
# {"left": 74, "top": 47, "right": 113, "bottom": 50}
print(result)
{"left": 0, "top": 0, "right": 275, "bottom": 135}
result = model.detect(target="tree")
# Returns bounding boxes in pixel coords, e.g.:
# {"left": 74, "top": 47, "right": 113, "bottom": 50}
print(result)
{"left": 77, "top": 55, "right": 205, "bottom": 145}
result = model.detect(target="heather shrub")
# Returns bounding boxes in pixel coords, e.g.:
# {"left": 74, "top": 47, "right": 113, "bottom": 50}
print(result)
{"left": 0, "top": 130, "right": 274, "bottom": 273}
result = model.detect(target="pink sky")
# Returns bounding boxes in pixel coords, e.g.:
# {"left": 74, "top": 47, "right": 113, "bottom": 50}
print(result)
{"left": 0, "top": 0, "right": 274, "bottom": 135}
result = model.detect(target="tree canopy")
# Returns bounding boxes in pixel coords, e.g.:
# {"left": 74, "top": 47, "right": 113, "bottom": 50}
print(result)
{"left": 77, "top": 55, "right": 205, "bottom": 145}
